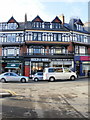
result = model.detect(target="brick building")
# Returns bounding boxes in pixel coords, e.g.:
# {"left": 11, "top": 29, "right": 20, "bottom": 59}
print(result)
{"left": 0, "top": 14, "right": 90, "bottom": 77}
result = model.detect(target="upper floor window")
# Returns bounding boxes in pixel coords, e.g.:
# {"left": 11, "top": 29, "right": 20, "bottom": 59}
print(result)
{"left": 7, "top": 34, "right": 16, "bottom": 42}
{"left": 52, "top": 23, "right": 61, "bottom": 29}
{"left": 7, "top": 23, "right": 18, "bottom": 29}
{"left": 33, "top": 22, "right": 42, "bottom": 28}
{"left": 44, "top": 22, "right": 50, "bottom": 29}
{"left": 2, "top": 47, "right": 19, "bottom": 56}
{"left": 33, "top": 33, "right": 42, "bottom": 41}
{"left": 75, "top": 45, "right": 87, "bottom": 54}
{"left": 0, "top": 23, "right": 18, "bottom": 30}
{"left": 76, "top": 24, "right": 83, "bottom": 31}
{"left": 28, "top": 46, "right": 45, "bottom": 55}
{"left": 49, "top": 46, "right": 66, "bottom": 55}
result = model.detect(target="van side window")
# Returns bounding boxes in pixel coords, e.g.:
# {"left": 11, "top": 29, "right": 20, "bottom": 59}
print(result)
{"left": 55, "top": 68, "right": 63, "bottom": 72}
{"left": 64, "top": 68, "right": 71, "bottom": 72}
{"left": 48, "top": 68, "right": 55, "bottom": 73}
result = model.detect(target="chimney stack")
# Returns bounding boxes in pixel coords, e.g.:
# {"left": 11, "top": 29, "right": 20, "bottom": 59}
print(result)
{"left": 25, "top": 13, "right": 27, "bottom": 22}
{"left": 59, "top": 14, "right": 65, "bottom": 24}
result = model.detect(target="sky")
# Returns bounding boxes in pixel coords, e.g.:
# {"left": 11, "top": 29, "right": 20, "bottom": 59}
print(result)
{"left": 0, "top": 0, "right": 89, "bottom": 23}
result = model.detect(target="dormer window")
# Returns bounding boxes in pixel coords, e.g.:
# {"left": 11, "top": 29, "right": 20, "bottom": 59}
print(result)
{"left": 32, "top": 15, "right": 43, "bottom": 28}
{"left": 76, "top": 24, "right": 83, "bottom": 31}
{"left": 52, "top": 23, "right": 61, "bottom": 29}
{"left": 51, "top": 16, "right": 62, "bottom": 29}
{"left": 33, "top": 22, "right": 42, "bottom": 28}
{"left": 7, "top": 23, "right": 18, "bottom": 29}
{"left": 7, "top": 16, "right": 19, "bottom": 30}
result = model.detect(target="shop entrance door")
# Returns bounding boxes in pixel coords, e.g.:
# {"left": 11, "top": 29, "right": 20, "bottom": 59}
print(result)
{"left": 76, "top": 65, "right": 80, "bottom": 76}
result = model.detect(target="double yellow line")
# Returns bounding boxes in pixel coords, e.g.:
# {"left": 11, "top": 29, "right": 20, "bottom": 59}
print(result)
{"left": 1, "top": 89, "right": 18, "bottom": 96}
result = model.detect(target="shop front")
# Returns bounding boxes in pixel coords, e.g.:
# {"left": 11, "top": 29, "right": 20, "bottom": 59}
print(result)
{"left": 1, "top": 57, "right": 24, "bottom": 75}
{"left": 24, "top": 58, "right": 50, "bottom": 77}
{"left": 74, "top": 56, "right": 90, "bottom": 76}
{"left": 24, "top": 58, "right": 74, "bottom": 77}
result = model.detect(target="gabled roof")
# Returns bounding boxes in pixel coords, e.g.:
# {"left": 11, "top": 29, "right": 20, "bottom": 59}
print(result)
{"left": 75, "top": 19, "right": 84, "bottom": 26}
{"left": 7, "top": 16, "right": 19, "bottom": 25}
{"left": 32, "top": 15, "right": 43, "bottom": 22}
{"left": 51, "top": 16, "right": 62, "bottom": 24}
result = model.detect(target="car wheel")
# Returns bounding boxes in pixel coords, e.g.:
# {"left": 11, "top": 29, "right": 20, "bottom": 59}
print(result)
{"left": 70, "top": 76, "right": 76, "bottom": 80}
{"left": 1, "top": 78, "right": 7, "bottom": 83}
{"left": 21, "top": 78, "right": 26, "bottom": 83}
{"left": 34, "top": 78, "right": 39, "bottom": 82}
{"left": 49, "top": 77, "right": 55, "bottom": 82}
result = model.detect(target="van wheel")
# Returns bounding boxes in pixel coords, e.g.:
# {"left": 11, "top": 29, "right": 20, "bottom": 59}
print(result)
{"left": 34, "top": 78, "right": 39, "bottom": 82}
{"left": 70, "top": 76, "right": 76, "bottom": 80}
{"left": 49, "top": 77, "right": 55, "bottom": 82}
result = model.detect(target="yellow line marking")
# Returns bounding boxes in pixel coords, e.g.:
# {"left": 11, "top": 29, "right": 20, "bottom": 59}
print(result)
{"left": 1, "top": 89, "right": 18, "bottom": 96}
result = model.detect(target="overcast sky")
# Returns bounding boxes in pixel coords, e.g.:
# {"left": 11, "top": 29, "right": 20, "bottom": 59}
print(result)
{"left": 0, "top": 0, "right": 89, "bottom": 23}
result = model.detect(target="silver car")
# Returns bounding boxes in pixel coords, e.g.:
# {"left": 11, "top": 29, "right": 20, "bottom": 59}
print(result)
{"left": 0, "top": 72, "right": 29, "bottom": 83}
{"left": 33, "top": 72, "right": 43, "bottom": 82}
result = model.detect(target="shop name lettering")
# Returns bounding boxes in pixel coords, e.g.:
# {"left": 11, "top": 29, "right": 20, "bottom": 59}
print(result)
{"left": 31, "top": 58, "right": 49, "bottom": 62}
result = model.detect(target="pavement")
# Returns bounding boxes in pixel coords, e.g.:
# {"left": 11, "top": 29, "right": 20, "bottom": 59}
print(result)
{"left": 0, "top": 76, "right": 89, "bottom": 98}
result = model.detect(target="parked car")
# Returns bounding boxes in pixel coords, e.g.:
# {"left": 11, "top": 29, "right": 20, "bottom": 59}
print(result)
{"left": 33, "top": 72, "right": 43, "bottom": 82}
{"left": 0, "top": 72, "right": 29, "bottom": 83}
{"left": 43, "top": 67, "right": 77, "bottom": 81}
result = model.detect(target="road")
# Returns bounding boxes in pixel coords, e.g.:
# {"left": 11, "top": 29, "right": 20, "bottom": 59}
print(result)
{"left": 0, "top": 78, "right": 89, "bottom": 119}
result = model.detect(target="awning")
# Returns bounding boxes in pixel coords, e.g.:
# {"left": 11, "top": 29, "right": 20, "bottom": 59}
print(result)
{"left": 5, "top": 63, "right": 20, "bottom": 69}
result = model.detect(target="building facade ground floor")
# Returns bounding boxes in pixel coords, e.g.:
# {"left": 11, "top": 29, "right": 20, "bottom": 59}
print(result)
{"left": 0, "top": 55, "right": 90, "bottom": 77}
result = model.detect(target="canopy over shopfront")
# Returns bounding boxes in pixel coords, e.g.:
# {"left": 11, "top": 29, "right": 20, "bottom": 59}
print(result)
{"left": 5, "top": 63, "right": 20, "bottom": 69}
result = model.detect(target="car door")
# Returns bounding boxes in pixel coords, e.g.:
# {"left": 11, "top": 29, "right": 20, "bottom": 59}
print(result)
{"left": 4, "top": 73, "right": 11, "bottom": 81}
{"left": 10, "top": 73, "right": 19, "bottom": 81}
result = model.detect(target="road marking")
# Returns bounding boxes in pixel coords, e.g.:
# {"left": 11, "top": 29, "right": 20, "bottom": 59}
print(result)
{"left": 1, "top": 89, "right": 18, "bottom": 96}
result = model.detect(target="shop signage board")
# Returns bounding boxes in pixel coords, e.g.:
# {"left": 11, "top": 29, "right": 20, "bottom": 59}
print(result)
{"left": 31, "top": 58, "right": 51, "bottom": 62}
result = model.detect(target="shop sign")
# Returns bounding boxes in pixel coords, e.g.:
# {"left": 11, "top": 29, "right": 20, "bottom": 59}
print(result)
{"left": 3, "top": 56, "right": 19, "bottom": 59}
{"left": 3, "top": 60, "right": 21, "bottom": 63}
{"left": 52, "top": 59, "right": 73, "bottom": 61}
{"left": 31, "top": 58, "right": 50, "bottom": 62}
{"left": 80, "top": 56, "right": 90, "bottom": 61}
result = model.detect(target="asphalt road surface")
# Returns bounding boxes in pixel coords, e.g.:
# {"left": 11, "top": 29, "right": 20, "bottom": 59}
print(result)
{"left": 0, "top": 78, "right": 89, "bottom": 119}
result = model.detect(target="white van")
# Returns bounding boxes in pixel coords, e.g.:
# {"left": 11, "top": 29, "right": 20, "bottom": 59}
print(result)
{"left": 43, "top": 67, "right": 77, "bottom": 81}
